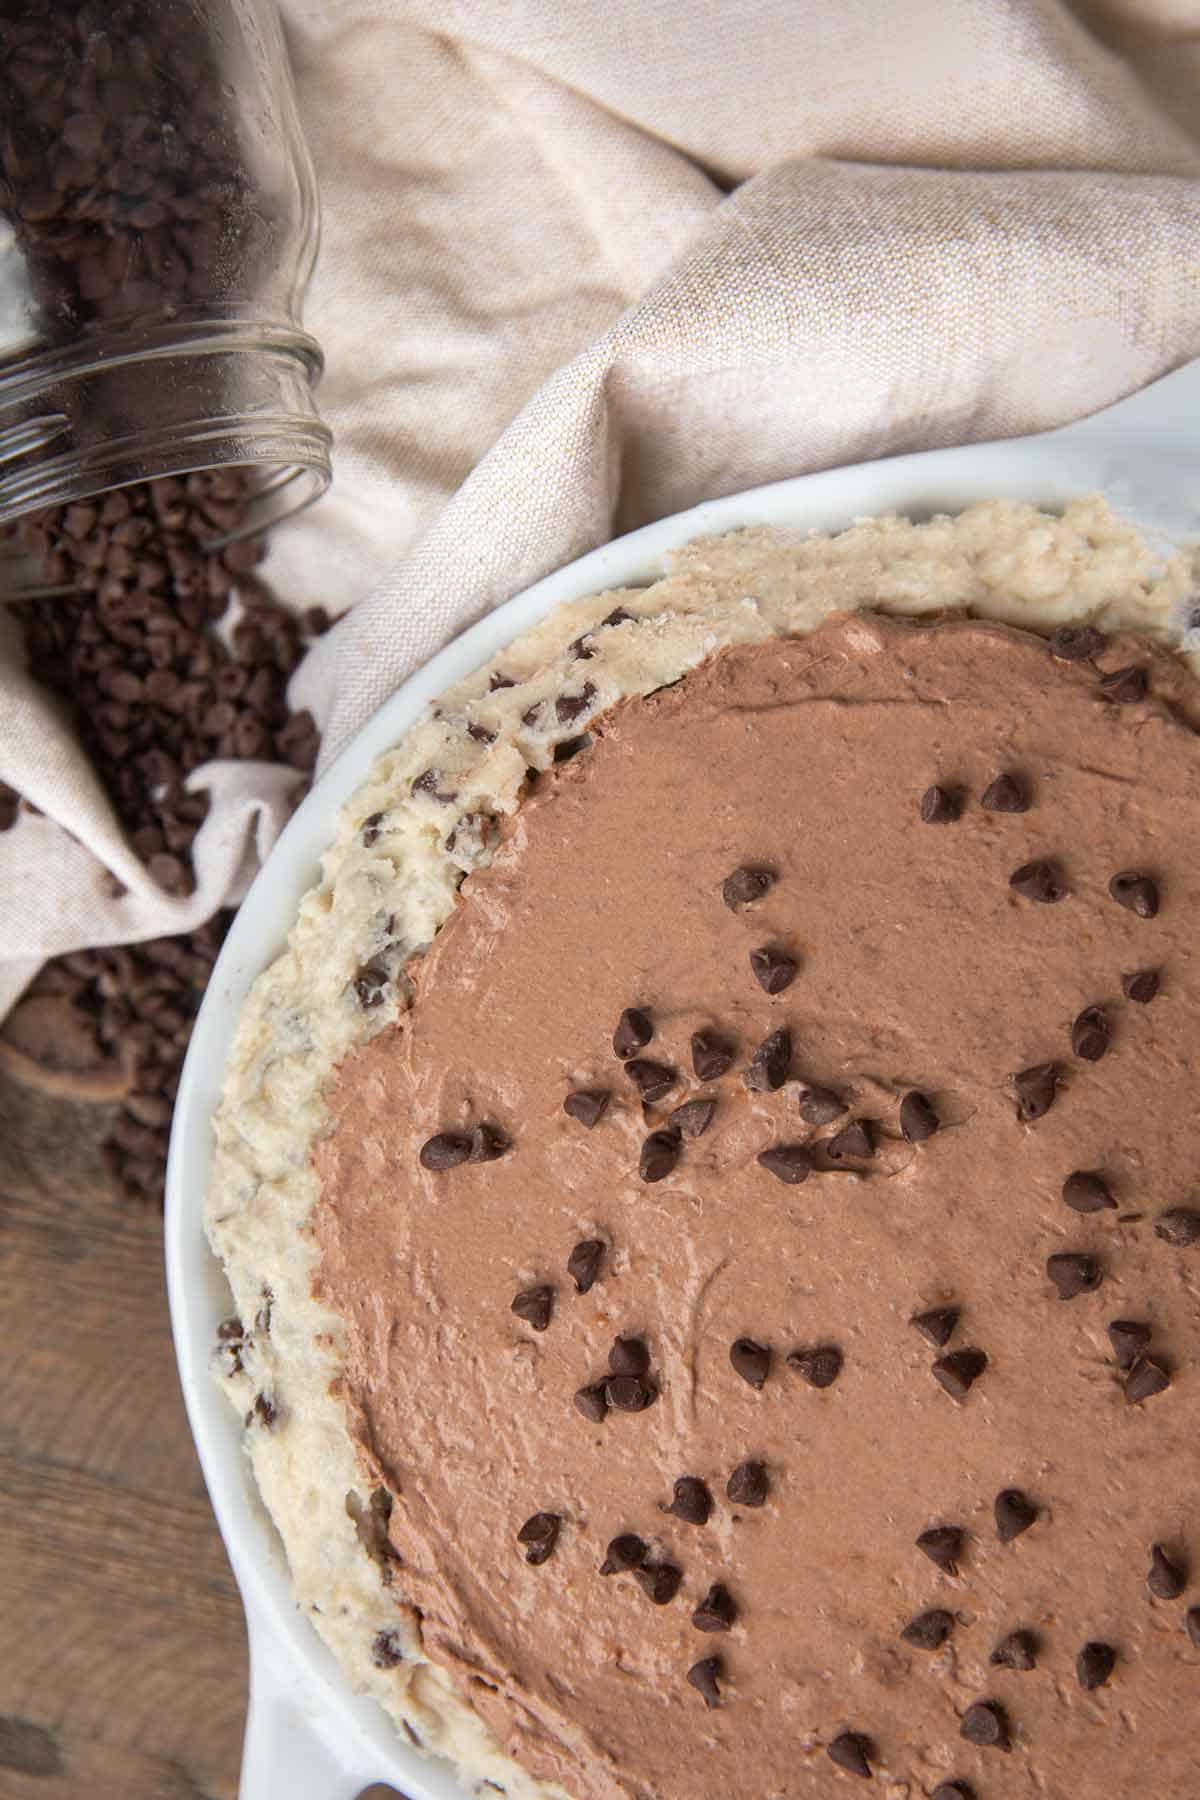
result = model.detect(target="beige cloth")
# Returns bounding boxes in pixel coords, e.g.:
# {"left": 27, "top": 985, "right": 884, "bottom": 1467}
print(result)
{"left": 2, "top": 0, "right": 1200, "bottom": 1016}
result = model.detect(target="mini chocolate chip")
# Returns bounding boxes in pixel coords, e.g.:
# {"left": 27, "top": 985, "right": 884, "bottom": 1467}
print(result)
{"left": 573, "top": 1382, "right": 609, "bottom": 1423}
{"left": 411, "top": 768, "right": 457, "bottom": 802}
{"left": 1187, "top": 1608, "right": 1200, "bottom": 1648}
{"left": 468, "top": 1124, "right": 508, "bottom": 1162}
{"left": 1051, "top": 624, "right": 1105, "bottom": 661}
{"left": 1062, "top": 1170, "right": 1116, "bottom": 1213}
{"left": 563, "top": 1089, "right": 609, "bottom": 1129}
{"left": 691, "top": 1028, "right": 734, "bottom": 1081}
{"left": 361, "top": 811, "right": 384, "bottom": 847}
{"left": 613, "top": 1007, "right": 653, "bottom": 1059}
{"left": 916, "top": 1525, "right": 963, "bottom": 1575}
{"left": 1071, "top": 1005, "right": 1109, "bottom": 1062}
{"left": 521, "top": 704, "right": 542, "bottom": 727}
{"left": 797, "top": 1084, "right": 847, "bottom": 1125}
{"left": 511, "top": 1286, "right": 554, "bottom": 1331}
{"left": 635, "top": 1561, "right": 682, "bottom": 1605}
{"left": 920, "top": 784, "right": 961, "bottom": 824}
{"left": 787, "top": 1344, "right": 842, "bottom": 1389}
{"left": 1076, "top": 1641, "right": 1115, "bottom": 1690}
{"left": 1109, "top": 870, "right": 1159, "bottom": 918}
{"left": 991, "top": 1630, "right": 1037, "bottom": 1670}
{"left": 516, "top": 1512, "right": 560, "bottom": 1565}
{"left": 466, "top": 721, "right": 496, "bottom": 744}
{"left": 932, "top": 1348, "right": 988, "bottom": 1401}
{"left": 827, "top": 1731, "right": 873, "bottom": 1779}
{"left": 1121, "top": 968, "right": 1160, "bottom": 1004}
{"left": 354, "top": 960, "right": 391, "bottom": 1009}
{"left": 602, "top": 607, "right": 633, "bottom": 629}
{"left": 371, "top": 1629, "right": 405, "bottom": 1669}
{"left": 931, "top": 1786, "right": 975, "bottom": 1800}
{"left": 1099, "top": 665, "right": 1147, "bottom": 704}
{"left": 624, "top": 1058, "right": 677, "bottom": 1103}
{"left": 744, "top": 1026, "right": 792, "bottom": 1092}
{"left": 606, "top": 1374, "right": 657, "bottom": 1412}
{"left": 826, "top": 1118, "right": 874, "bottom": 1160}
{"left": 567, "top": 1239, "right": 605, "bottom": 1293}
{"left": 609, "top": 1336, "right": 650, "bottom": 1376}
{"left": 1148, "top": 1544, "right": 1187, "bottom": 1600}
{"left": 555, "top": 682, "right": 595, "bottom": 725}
{"left": 489, "top": 672, "right": 516, "bottom": 691}
{"left": 419, "top": 1132, "right": 471, "bottom": 1170}
{"left": 686, "top": 1655, "right": 723, "bottom": 1708}
{"left": 1013, "top": 1062, "right": 1060, "bottom": 1122}
{"left": 639, "top": 1128, "right": 681, "bottom": 1183}
{"left": 1046, "top": 1251, "right": 1102, "bottom": 1300}
{"left": 1125, "top": 1355, "right": 1171, "bottom": 1404}
{"left": 981, "top": 772, "right": 1028, "bottom": 813}
{"left": 692, "top": 1582, "right": 737, "bottom": 1632}
{"left": 730, "top": 1337, "right": 771, "bottom": 1389}
{"left": 901, "top": 1608, "right": 954, "bottom": 1650}
{"left": 994, "top": 1488, "right": 1038, "bottom": 1543}
{"left": 912, "top": 1307, "right": 959, "bottom": 1348}
{"left": 900, "top": 1090, "right": 939, "bottom": 1142}
{"left": 670, "top": 1097, "right": 716, "bottom": 1138}
{"left": 667, "top": 1476, "right": 713, "bottom": 1526}
{"left": 757, "top": 1143, "right": 814, "bottom": 1185}
{"left": 1154, "top": 1207, "right": 1200, "bottom": 1247}
{"left": 1107, "top": 1319, "right": 1153, "bottom": 1369}
{"left": 599, "top": 1533, "right": 647, "bottom": 1574}
{"left": 722, "top": 865, "right": 775, "bottom": 909}
{"left": 960, "top": 1700, "right": 1010, "bottom": 1750}
{"left": 248, "top": 1393, "right": 277, "bottom": 1428}
{"left": 749, "top": 945, "right": 798, "bottom": 994}
{"left": 1009, "top": 859, "right": 1065, "bottom": 903}
{"left": 726, "top": 1460, "right": 768, "bottom": 1507}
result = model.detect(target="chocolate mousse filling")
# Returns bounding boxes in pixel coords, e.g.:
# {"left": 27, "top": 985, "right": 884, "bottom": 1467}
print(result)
{"left": 312, "top": 613, "right": 1200, "bottom": 1799}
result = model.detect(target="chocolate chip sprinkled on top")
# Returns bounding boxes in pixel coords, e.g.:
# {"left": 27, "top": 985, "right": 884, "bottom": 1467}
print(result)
{"left": 563, "top": 1089, "right": 609, "bottom": 1129}
{"left": 419, "top": 1131, "right": 472, "bottom": 1170}
{"left": 686, "top": 1655, "right": 723, "bottom": 1709}
{"left": 516, "top": 1512, "right": 560, "bottom": 1565}
{"left": 744, "top": 1027, "right": 792, "bottom": 1092}
{"left": 1187, "top": 1609, "right": 1200, "bottom": 1648}
{"left": 931, "top": 1785, "right": 975, "bottom": 1800}
{"left": 1013, "top": 1062, "right": 1060, "bottom": 1122}
{"left": 606, "top": 1374, "right": 657, "bottom": 1412}
{"left": 827, "top": 1731, "right": 874, "bottom": 1779}
{"left": 912, "top": 1307, "right": 959, "bottom": 1348}
{"left": 994, "top": 1488, "right": 1038, "bottom": 1543}
{"left": 916, "top": 1525, "right": 963, "bottom": 1574}
{"left": 797, "top": 1083, "right": 847, "bottom": 1125}
{"left": 1009, "top": 858, "right": 1066, "bottom": 903}
{"left": 788, "top": 1344, "right": 843, "bottom": 1389}
{"left": 667, "top": 1476, "right": 713, "bottom": 1526}
{"left": 1148, "top": 1544, "right": 1187, "bottom": 1600}
{"left": 613, "top": 1006, "right": 653, "bottom": 1059}
{"left": 599, "top": 1533, "right": 646, "bottom": 1575}
{"left": 624, "top": 1058, "right": 677, "bottom": 1103}
{"left": 991, "top": 1629, "right": 1038, "bottom": 1670}
{"left": 826, "top": 1118, "right": 875, "bottom": 1161}
{"left": 1107, "top": 1318, "right": 1152, "bottom": 1369}
{"left": 1062, "top": 1170, "right": 1116, "bottom": 1213}
{"left": 635, "top": 1561, "right": 682, "bottom": 1604}
{"left": 1047, "top": 1250, "right": 1102, "bottom": 1300}
{"left": 1109, "top": 870, "right": 1159, "bottom": 918}
{"left": 692, "top": 1582, "right": 738, "bottom": 1632}
{"left": 900, "top": 1608, "right": 955, "bottom": 1650}
{"left": 749, "top": 945, "right": 798, "bottom": 994}
{"left": 1154, "top": 1207, "right": 1200, "bottom": 1248}
{"left": 722, "top": 865, "right": 775, "bottom": 910}
{"left": 1071, "top": 1005, "right": 1109, "bottom": 1062}
{"left": 920, "top": 783, "right": 961, "bottom": 824}
{"left": 691, "top": 1028, "right": 735, "bottom": 1081}
{"left": 932, "top": 1347, "right": 988, "bottom": 1401}
{"left": 467, "top": 1124, "right": 508, "bottom": 1163}
{"left": 573, "top": 1381, "right": 609, "bottom": 1422}
{"left": 566, "top": 1239, "right": 605, "bottom": 1294}
{"left": 1125, "top": 1355, "right": 1171, "bottom": 1405}
{"left": 757, "top": 1143, "right": 814, "bottom": 1185}
{"left": 981, "top": 772, "right": 1029, "bottom": 813}
{"left": 670, "top": 1097, "right": 717, "bottom": 1138}
{"left": 960, "top": 1699, "right": 1010, "bottom": 1750}
{"left": 900, "top": 1090, "right": 939, "bottom": 1143}
{"left": 726, "top": 1459, "right": 769, "bottom": 1507}
{"left": 1076, "top": 1641, "right": 1116, "bottom": 1690}
{"left": 730, "top": 1337, "right": 771, "bottom": 1389}
{"left": 511, "top": 1286, "right": 554, "bottom": 1331}
{"left": 1099, "top": 665, "right": 1147, "bottom": 704}
{"left": 1122, "top": 968, "right": 1160, "bottom": 1003}
{"left": 1051, "top": 623, "right": 1106, "bottom": 661}
{"left": 639, "top": 1128, "right": 681, "bottom": 1183}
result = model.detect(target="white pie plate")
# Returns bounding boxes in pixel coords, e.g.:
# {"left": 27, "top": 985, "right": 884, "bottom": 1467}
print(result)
{"left": 166, "top": 358, "right": 1200, "bottom": 1800}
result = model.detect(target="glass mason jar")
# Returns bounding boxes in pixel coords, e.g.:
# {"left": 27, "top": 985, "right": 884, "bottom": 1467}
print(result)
{"left": 0, "top": 0, "right": 331, "bottom": 584}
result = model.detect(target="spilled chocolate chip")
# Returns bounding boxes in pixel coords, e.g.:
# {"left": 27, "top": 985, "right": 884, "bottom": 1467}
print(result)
{"left": 573, "top": 1380, "right": 609, "bottom": 1422}
{"left": 670, "top": 1097, "right": 716, "bottom": 1138}
{"left": 749, "top": 945, "right": 798, "bottom": 995}
{"left": 1099, "top": 665, "right": 1147, "bottom": 704}
{"left": 639, "top": 1128, "right": 681, "bottom": 1183}
{"left": 606, "top": 1375, "right": 657, "bottom": 1412}
{"left": 916, "top": 1525, "right": 963, "bottom": 1575}
{"left": 563, "top": 1089, "right": 609, "bottom": 1129}
{"left": 686, "top": 1655, "right": 723, "bottom": 1709}
{"left": 419, "top": 1132, "right": 471, "bottom": 1171}
{"left": 1062, "top": 1170, "right": 1115, "bottom": 1213}
{"left": 691, "top": 1028, "right": 734, "bottom": 1081}
{"left": 635, "top": 1561, "right": 682, "bottom": 1605}
{"left": 730, "top": 1337, "right": 771, "bottom": 1390}
{"left": 787, "top": 1344, "right": 842, "bottom": 1389}
{"left": 901, "top": 1608, "right": 954, "bottom": 1650}
{"left": 1155, "top": 1207, "right": 1200, "bottom": 1248}
{"left": 1125, "top": 1356, "right": 1170, "bottom": 1405}
{"left": 613, "top": 1007, "right": 653, "bottom": 1059}
{"left": 1121, "top": 968, "right": 1160, "bottom": 1004}
{"left": 912, "top": 1307, "right": 959, "bottom": 1348}
{"left": 722, "top": 865, "right": 775, "bottom": 910}
{"left": 1107, "top": 1319, "right": 1153, "bottom": 1370}
{"left": 726, "top": 1460, "right": 768, "bottom": 1507}
{"left": 994, "top": 1488, "right": 1038, "bottom": 1543}
{"left": 624, "top": 1058, "right": 677, "bottom": 1103}
{"left": 932, "top": 1348, "right": 988, "bottom": 1401}
{"left": 667, "top": 1476, "right": 712, "bottom": 1526}
{"left": 1076, "top": 1641, "right": 1115, "bottom": 1690}
{"left": 692, "top": 1582, "right": 737, "bottom": 1632}
{"left": 920, "top": 783, "right": 961, "bottom": 824}
{"left": 1009, "top": 859, "right": 1065, "bottom": 903}
{"left": 1013, "top": 1062, "right": 1060, "bottom": 1122}
{"left": 744, "top": 1027, "right": 792, "bottom": 1093}
{"left": 1046, "top": 1251, "right": 1102, "bottom": 1300}
{"left": 599, "top": 1533, "right": 646, "bottom": 1575}
{"left": 1050, "top": 624, "right": 1105, "bottom": 661}
{"left": 468, "top": 1124, "right": 507, "bottom": 1162}
{"left": 516, "top": 1512, "right": 560, "bottom": 1565}
{"left": 371, "top": 1629, "right": 405, "bottom": 1669}
{"left": 900, "top": 1090, "right": 939, "bottom": 1143}
{"left": 555, "top": 682, "right": 596, "bottom": 725}
{"left": 1071, "top": 1005, "right": 1109, "bottom": 1062}
{"left": 1186, "top": 1609, "right": 1200, "bottom": 1649}
{"left": 991, "top": 1630, "right": 1037, "bottom": 1671}
{"left": 757, "top": 1143, "right": 814, "bottom": 1185}
{"left": 1109, "top": 870, "right": 1159, "bottom": 918}
{"left": 361, "top": 812, "right": 384, "bottom": 847}
{"left": 959, "top": 1700, "right": 1010, "bottom": 1750}
{"left": 1148, "top": 1544, "right": 1187, "bottom": 1600}
{"left": 981, "top": 772, "right": 1028, "bottom": 814}
{"left": 797, "top": 1083, "right": 847, "bottom": 1125}
{"left": 826, "top": 1118, "right": 874, "bottom": 1161}
{"left": 609, "top": 1336, "right": 649, "bottom": 1376}
{"left": 827, "top": 1731, "right": 873, "bottom": 1779}
{"left": 511, "top": 1286, "right": 554, "bottom": 1331}
{"left": 567, "top": 1239, "right": 605, "bottom": 1294}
